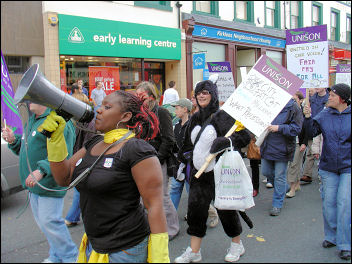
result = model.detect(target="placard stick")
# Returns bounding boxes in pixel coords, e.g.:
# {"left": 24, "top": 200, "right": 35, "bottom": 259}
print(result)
{"left": 304, "top": 88, "right": 311, "bottom": 118}
{"left": 4, "top": 119, "right": 7, "bottom": 129}
{"left": 194, "top": 123, "right": 238, "bottom": 178}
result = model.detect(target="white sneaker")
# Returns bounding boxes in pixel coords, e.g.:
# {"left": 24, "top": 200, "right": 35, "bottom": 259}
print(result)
{"left": 266, "top": 182, "right": 273, "bottom": 188}
{"left": 225, "top": 241, "right": 245, "bottom": 262}
{"left": 41, "top": 258, "right": 54, "bottom": 263}
{"left": 262, "top": 178, "right": 267, "bottom": 183}
{"left": 175, "top": 247, "right": 202, "bottom": 263}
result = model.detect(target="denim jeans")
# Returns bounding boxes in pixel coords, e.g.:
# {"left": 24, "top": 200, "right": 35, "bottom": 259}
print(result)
{"left": 170, "top": 177, "right": 189, "bottom": 210}
{"left": 65, "top": 188, "right": 81, "bottom": 223}
{"left": 29, "top": 193, "right": 78, "bottom": 263}
{"left": 319, "top": 169, "right": 351, "bottom": 251}
{"left": 261, "top": 159, "right": 289, "bottom": 208}
{"left": 86, "top": 236, "right": 148, "bottom": 263}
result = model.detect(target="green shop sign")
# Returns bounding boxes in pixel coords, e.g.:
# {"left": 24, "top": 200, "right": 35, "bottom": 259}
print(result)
{"left": 58, "top": 14, "right": 181, "bottom": 60}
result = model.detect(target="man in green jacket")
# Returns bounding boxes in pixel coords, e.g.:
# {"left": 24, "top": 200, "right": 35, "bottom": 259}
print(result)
{"left": 2, "top": 103, "right": 78, "bottom": 263}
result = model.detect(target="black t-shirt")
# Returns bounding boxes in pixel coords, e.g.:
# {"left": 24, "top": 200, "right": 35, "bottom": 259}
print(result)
{"left": 71, "top": 135, "right": 157, "bottom": 253}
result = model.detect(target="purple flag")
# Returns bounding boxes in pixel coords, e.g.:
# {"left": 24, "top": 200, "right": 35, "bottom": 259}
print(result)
{"left": 1, "top": 51, "right": 23, "bottom": 135}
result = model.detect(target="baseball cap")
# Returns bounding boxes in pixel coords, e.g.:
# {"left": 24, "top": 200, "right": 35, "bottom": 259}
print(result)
{"left": 328, "top": 83, "right": 351, "bottom": 105}
{"left": 171, "top": 98, "right": 193, "bottom": 112}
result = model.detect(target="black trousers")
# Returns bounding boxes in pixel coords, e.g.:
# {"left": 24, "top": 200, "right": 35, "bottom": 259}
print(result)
{"left": 186, "top": 169, "right": 242, "bottom": 238}
{"left": 250, "top": 159, "right": 261, "bottom": 191}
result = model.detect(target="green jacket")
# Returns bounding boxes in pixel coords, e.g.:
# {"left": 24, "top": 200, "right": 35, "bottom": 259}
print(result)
{"left": 8, "top": 108, "right": 76, "bottom": 198}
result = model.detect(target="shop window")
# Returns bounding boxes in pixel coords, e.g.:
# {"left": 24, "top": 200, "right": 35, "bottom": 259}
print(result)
{"left": 290, "top": 1, "right": 303, "bottom": 29}
{"left": 265, "top": 1, "right": 280, "bottom": 29}
{"left": 234, "top": 1, "right": 254, "bottom": 24}
{"left": 59, "top": 56, "right": 143, "bottom": 95}
{"left": 312, "top": 2, "right": 323, "bottom": 26}
{"left": 266, "top": 50, "right": 283, "bottom": 65}
{"left": 134, "top": 1, "right": 172, "bottom": 11}
{"left": 330, "top": 8, "right": 340, "bottom": 41}
{"left": 4, "top": 55, "right": 30, "bottom": 74}
{"left": 347, "top": 15, "right": 351, "bottom": 44}
{"left": 192, "top": 1, "right": 219, "bottom": 18}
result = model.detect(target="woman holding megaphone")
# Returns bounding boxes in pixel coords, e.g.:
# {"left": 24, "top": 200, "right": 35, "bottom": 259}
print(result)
{"left": 38, "top": 90, "right": 170, "bottom": 263}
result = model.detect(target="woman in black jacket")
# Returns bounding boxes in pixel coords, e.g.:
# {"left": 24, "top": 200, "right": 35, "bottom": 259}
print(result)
{"left": 175, "top": 80, "right": 251, "bottom": 263}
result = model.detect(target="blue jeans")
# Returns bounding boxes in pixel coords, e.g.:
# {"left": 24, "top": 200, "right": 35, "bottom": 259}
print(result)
{"left": 86, "top": 236, "right": 148, "bottom": 263}
{"left": 261, "top": 159, "right": 289, "bottom": 208}
{"left": 65, "top": 188, "right": 81, "bottom": 223}
{"left": 170, "top": 178, "right": 189, "bottom": 210}
{"left": 29, "top": 193, "right": 78, "bottom": 263}
{"left": 319, "top": 169, "right": 351, "bottom": 251}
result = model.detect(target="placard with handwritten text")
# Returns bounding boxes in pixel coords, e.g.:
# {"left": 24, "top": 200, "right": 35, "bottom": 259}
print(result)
{"left": 336, "top": 64, "right": 351, "bottom": 87}
{"left": 286, "top": 25, "right": 328, "bottom": 88}
{"left": 221, "top": 55, "right": 303, "bottom": 137}
{"left": 207, "top": 62, "right": 235, "bottom": 102}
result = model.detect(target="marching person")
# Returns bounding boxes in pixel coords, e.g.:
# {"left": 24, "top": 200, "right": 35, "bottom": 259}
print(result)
{"left": 38, "top": 90, "right": 170, "bottom": 262}
{"left": 304, "top": 83, "right": 351, "bottom": 261}
{"left": 2, "top": 103, "right": 78, "bottom": 263}
{"left": 174, "top": 80, "right": 252, "bottom": 263}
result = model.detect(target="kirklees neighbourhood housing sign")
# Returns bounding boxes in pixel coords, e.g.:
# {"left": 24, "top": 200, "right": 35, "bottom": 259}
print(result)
{"left": 286, "top": 25, "right": 329, "bottom": 88}
{"left": 221, "top": 55, "right": 303, "bottom": 137}
{"left": 193, "top": 25, "right": 286, "bottom": 48}
{"left": 207, "top": 62, "right": 235, "bottom": 102}
{"left": 58, "top": 14, "right": 181, "bottom": 60}
{"left": 336, "top": 64, "right": 351, "bottom": 87}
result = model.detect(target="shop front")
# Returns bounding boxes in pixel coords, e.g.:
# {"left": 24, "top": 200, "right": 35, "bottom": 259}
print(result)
{"left": 182, "top": 17, "right": 286, "bottom": 97}
{"left": 328, "top": 47, "right": 351, "bottom": 86}
{"left": 58, "top": 14, "right": 181, "bottom": 99}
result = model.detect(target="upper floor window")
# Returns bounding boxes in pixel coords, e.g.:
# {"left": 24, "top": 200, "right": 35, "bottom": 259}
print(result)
{"left": 347, "top": 15, "right": 351, "bottom": 44}
{"left": 234, "top": 1, "right": 254, "bottom": 23}
{"left": 290, "top": 1, "right": 303, "bottom": 29}
{"left": 330, "top": 8, "right": 340, "bottom": 41}
{"left": 4, "top": 55, "right": 30, "bottom": 74}
{"left": 134, "top": 1, "right": 172, "bottom": 11}
{"left": 312, "top": 2, "right": 323, "bottom": 26}
{"left": 265, "top": 1, "right": 280, "bottom": 28}
{"left": 192, "top": 1, "right": 219, "bottom": 17}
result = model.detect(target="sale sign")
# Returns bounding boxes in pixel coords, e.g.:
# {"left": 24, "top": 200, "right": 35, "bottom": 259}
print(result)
{"left": 221, "top": 55, "right": 303, "bottom": 137}
{"left": 286, "top": 25, "right": 328, "bottom": 88}
{"left": 88, "top": 66, "right": 120, "bottom": 96}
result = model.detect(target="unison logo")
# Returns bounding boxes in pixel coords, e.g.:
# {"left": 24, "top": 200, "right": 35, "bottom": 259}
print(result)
{"left": 208, "top": 63, "right": 229, "bottom": 72}
{"left": 290, "top": 30, "right": 321, "bottom": 43}
{"left": 261, "top": 59, "right": 292, "bottom": 90}
{"left": 68, "top": 27, "right": 85, "bottom": 43}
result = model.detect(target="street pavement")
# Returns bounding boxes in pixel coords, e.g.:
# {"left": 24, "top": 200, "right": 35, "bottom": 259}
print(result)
{"left": 1, "top": 159, "right": 348, "bottom": 263}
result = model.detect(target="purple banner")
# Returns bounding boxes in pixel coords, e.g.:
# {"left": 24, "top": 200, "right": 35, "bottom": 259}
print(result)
{"left": 336, "top": 64, "right": 351, "bottom": 73}
{"left": 1, "top": 51, "right": 23, "bottom": 135}
{"left": 286, "top": 25, "right": 327, "bottom": 45}
{"left": 207, "top": 62, "right": 232, "bottom": 73}
{"left": 253, "top": 55, "right": 304, "bottom": 96}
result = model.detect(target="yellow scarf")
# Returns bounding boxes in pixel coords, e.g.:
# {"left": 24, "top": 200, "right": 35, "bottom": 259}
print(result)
{"left": 103, "top": 129, "right": 135, "bottom": 144}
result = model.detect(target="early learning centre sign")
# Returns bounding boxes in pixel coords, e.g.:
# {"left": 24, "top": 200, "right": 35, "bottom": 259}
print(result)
{"left": 286, "top": 25, "right": 329, "bottom": 88}
{"left": 58, "top": 14, "right": 181, "bottom": 60}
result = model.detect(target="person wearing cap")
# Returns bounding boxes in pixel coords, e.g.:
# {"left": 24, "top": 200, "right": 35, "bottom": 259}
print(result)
{"left": 303, "top": 83, "right": 351, "bottom": 261}
{"left": 169, "top": 98, "right": 193, "bottom": 210}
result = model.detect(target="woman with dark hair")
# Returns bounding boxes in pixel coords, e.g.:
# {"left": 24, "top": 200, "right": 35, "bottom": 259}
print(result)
{"left": 174, "top": 80, "right": 252, "bottom": 263}
{"left": 38, "top": 90, "right": 169, "bottom": 262}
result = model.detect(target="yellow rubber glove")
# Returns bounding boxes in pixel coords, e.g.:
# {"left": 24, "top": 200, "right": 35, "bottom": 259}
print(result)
{"left": 77, "top": 233, "right": 109, "bottom": 263}
{"left": 37, "top": 111, "right": 68, "bottom": 162}
{"left": 235, "top": 120, "right": 245, "bottom": 132}
{"left": 147, "top": 232, "right": 170, "bottom": 263}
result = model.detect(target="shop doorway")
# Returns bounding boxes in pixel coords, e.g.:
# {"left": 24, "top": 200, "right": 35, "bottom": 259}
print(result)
{"left": 144, "top": 61, "right": 165, "bottom": 99}
{"left": 236, "top": 46, "right": 260, "bottom": 86}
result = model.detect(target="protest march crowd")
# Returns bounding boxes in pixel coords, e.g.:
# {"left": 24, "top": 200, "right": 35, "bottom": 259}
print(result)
{"left": 1, "top": 72, "right": 351, "bottom": 263}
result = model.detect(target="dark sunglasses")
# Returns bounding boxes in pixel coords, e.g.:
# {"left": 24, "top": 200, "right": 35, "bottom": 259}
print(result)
{"left": 196, "top": 90, "right": 210, "bottom": 96}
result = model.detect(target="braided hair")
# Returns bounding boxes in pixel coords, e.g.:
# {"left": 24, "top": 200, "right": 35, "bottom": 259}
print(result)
{"left": 113, "top": 90, "right": 159, "bottom": 141}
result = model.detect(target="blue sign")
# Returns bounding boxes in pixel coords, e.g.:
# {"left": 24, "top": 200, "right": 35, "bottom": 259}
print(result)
{"left": 193, "top": 25, "right": 286, "bottom": 48}
{"left": 203, "top": 69, "right": 209, "bottom": 80}
{"left": 193, "top": 53, "right": 206, "bottom": 69}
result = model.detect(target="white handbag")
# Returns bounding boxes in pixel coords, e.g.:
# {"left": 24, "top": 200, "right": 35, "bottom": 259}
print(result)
{"left": 214, "top": 138, "right": 255, "bottom": 211}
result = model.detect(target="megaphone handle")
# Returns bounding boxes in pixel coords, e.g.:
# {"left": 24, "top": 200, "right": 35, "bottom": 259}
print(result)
{"left": 40, "top": 110, "right": 73, "bottom": 138}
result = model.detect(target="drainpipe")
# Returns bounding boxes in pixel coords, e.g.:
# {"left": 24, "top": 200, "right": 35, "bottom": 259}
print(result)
{"left": 176, "top": 1, "right": 182, "bottom": 29}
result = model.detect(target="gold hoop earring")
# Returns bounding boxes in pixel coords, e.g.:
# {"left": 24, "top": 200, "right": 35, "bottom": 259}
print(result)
{"left": 116, "top": 121, "right": 121, "bottom": 129}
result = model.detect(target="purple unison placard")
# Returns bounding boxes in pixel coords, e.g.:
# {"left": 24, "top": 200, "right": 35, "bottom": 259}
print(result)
{"left": 336, "top": 64, "right": 351, "bottom": 73}
{"left": 286, "top": 25, "right": 327, "bottom": 45}
{"left": 253, "top": 54, "right": 304, "bottom": 96}
{"left": 207, "top": 62, "right": 232, "bottom": 73}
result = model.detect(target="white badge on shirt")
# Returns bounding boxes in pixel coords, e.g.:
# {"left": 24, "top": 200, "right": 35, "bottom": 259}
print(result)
{"left": 75, "top": 158, "right": 82, "bottom": 167}
{"left": 32, "top": 131, "right": 36, "bottom": 137}
{"left": 103, "top": 158, "right": 113, "bottom": 168}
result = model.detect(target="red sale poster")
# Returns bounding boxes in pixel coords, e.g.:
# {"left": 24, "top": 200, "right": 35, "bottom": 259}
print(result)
{"left": 88, "top": 66, "right": 120, "bottom": 96}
